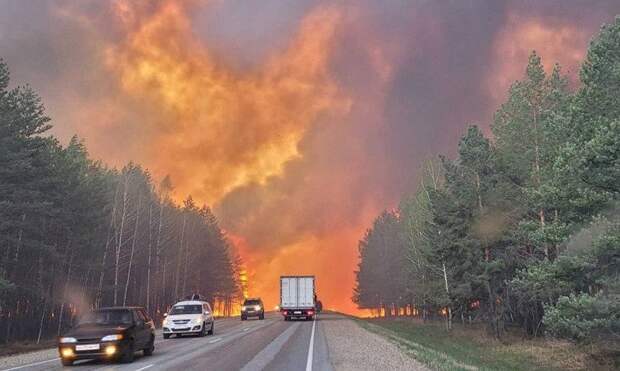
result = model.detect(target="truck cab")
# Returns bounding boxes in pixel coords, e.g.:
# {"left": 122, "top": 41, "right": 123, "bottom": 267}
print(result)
{"left": 280, "top": 276, "right": 316, "bottom": 321}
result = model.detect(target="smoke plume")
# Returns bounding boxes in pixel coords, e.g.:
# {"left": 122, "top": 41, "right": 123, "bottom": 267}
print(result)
{"left": 1, "top": 0, "right": 618, "bottom": 313}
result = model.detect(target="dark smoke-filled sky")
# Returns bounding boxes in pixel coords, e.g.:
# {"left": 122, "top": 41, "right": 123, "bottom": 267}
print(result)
{"left": 2, "top": 0, "right": 619, "bottom": 313}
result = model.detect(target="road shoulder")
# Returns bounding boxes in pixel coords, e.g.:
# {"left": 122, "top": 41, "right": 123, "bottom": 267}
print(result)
{"left": 321, "top": 313, "right": 428, "bottom": 371}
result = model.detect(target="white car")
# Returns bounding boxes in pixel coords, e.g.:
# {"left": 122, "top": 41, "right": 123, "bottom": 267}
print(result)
{"left": 162, "top": 300, "right": 214, "bottom": 339}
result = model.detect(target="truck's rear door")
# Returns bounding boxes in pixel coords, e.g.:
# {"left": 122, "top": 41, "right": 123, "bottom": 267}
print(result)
{"left": 298, "top": 276, "right": 314, "bottom": 308}
{"left": 281, "top": 277, "right": 298, "bottom": 308}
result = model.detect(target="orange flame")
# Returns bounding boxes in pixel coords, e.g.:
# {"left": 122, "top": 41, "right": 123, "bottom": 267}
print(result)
{"left": 106, "top": 0, "right": 349, "bottom": 204}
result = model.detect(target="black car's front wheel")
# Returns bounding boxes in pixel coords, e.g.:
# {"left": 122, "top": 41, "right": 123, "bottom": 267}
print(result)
{"left": 120, "top": 341, "right": 135, "bottom": 363}
{"left": 61, "top": 358, "right": 73, "bottom": 366}
{"left": 143, "top": 336, "right": 155, "bottom": 356}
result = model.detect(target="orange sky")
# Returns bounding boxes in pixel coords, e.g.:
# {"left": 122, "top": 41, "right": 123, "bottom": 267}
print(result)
{"left": 2, "top": 0, "right": 617, "bottom": 315}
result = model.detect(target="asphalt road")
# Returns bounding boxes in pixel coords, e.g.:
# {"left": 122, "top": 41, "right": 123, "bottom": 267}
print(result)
{"left": 0, "top": 312, "right": 331, "bottom": 371}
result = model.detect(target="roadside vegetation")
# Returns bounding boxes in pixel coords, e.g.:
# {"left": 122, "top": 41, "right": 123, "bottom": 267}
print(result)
{"left": 353, "top": 16, "right": 620, "bottom": 368}
{"left": 0, "top": 59, "right": 243, "bottom": 345}
{"left": 360, "top": 318, "right": 611, "bottom": 371}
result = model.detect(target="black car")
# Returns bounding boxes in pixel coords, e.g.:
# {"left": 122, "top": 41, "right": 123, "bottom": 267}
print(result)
{"left": 57, "top": 307, "right": 155, "bottom": 366}
{"left": 241, "top": 298, "right": 264, "bottom": 320}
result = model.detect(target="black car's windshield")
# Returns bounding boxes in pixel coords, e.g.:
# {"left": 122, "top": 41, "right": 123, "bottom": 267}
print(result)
{"left": 169, "top": 305, "right": 202, "bottom": 315}
{"left": 244, "top": 300, "right": 261, "bottom": 306}
{"left": 78, "top": 310, "right": 133, "bottom": 326}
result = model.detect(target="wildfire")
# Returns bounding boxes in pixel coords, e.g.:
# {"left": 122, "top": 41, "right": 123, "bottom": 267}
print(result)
{"left": 106, "top": 0, "right": 349, "bottom": 205}
{"left": 30, "top": 0, "right": 600, "bottom": 318}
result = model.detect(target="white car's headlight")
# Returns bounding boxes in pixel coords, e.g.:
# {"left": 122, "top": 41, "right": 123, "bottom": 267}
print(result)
{"left": 241, "top": 306, "right": 247, "bottom": 311}
{"left": 59, "top": 337, "right": 77, "bottom": 343}
{"left": 193, "top": 318, "right": 202, "bottom": 325}
{"left": 101, "top": 334, "right": 123, "bottom": 341}
{"left": 163, "top": 318, "right": 169, "bottom": 326}
{"left": 254, "top": 305, "right": 261, "bottom": 311}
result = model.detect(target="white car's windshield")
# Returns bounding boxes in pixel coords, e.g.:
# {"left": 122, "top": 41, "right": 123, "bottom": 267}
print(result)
{"left": 170, "top": 305, "right": 202, "bottom": 315}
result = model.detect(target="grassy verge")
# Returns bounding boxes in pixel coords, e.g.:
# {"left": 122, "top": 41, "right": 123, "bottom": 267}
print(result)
{"left": 0, "top": 340, "right": 56, "bottom": 357}
{"left": 358, "top": 318, "right": 611, "bottom": 371}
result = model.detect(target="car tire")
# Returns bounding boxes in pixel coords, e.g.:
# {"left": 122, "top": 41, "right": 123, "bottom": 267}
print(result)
{"left": 143, "top": 337, "right": 155, "bottom": 356}
{"left": 120, "top": 341, "right": 135, "bottom": 363}
{"left": 61, "top": 358, "right": 73, "bottom": 366}
{"left": 163, "top": 333, "right": 170, "bottom": 339}
{"left": 199, "top": 323, "right": 207, "bottom": 337}
{"left": 241, "top": 315, "right": 246, "bottom": 321}
{"left": 208, "top": 322, "right": 214, "bottom": 335}
{"left": 259, "top": 313, "right": 264, "bottom": 320}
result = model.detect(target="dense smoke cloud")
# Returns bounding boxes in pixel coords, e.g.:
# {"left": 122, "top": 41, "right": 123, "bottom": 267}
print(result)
{"left": 1, "top": 0, "right": 619, "bottom": 313}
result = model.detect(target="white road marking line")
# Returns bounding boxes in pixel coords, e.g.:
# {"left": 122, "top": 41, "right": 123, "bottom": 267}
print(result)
{"left": 243, "top": 327, "right": 250, "bottom": 332}
{"left": 240, "top": 322, "right": 300, "bottom": 371}
{"left": 1, "top": 357, "right": 59, "bottom": 371}
{"left": 305, "top": 317, "right": 316, "bottom": 371}
{"left": 208, "top": 337, "right": 222, "bottom": 344}
{"left": 134, "top": 365, "right": 154, "bottom": 371}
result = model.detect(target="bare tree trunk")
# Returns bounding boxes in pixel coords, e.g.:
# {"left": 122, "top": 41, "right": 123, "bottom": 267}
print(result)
{"left": 442, "top": 262, "right": 452, "bottom": 331}
{"left": 114, "top": 175, "right": 130, "bottom": 306}
{"left": 162, "top": 256, "right": 167, "bottom": 306}
{"left": 5, "top": 307, "right": 13, "bottom": 343}
{"left": 36, "top": 300, "right": 47, "bottom": 344}
{"left": 154, "top": 196, "right": 165, "bottom": 312}
{"left": 475, "top": 173, "right": 483, "bottom": 211}
{"left": 174, "top": 214, "right": 187, "bottom": 299}
{"left": 146, "top": 202, "right": 153, "bottom": 312}
{"left": 123, "top": 196, "right": 142, "bottom": 306}
{"left": 58, "top": 248, "right": 74, "bottom": 336}
{"left": 181, "top": 221, "right": 193, "bottom": 295}
{"left": 539, "top": 208, "right": 547, "bottom": 258}
{"left": 13, "top": 213, "right": 26, "bottom": 265}
{"left": 97, "top": 183, "right": 121, "bottom": 307}
{"left": 532, "top": 111, "right": 548, "bottom": 260}
{"left": 474, "top": 172, "right": 490, "bottom": 262}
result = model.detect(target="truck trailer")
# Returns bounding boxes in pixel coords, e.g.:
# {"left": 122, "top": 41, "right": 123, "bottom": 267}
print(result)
{"left": 280, "top": 276, "right": 315, "bottom": 321}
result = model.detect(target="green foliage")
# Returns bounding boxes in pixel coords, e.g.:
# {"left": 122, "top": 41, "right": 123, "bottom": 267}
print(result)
{"left": 544, "top": 293, "right": 620, "bottom": 342}
{"left": 355, "top": 17, "right": 620, "bottom": 347}
{"left": 354, "top": 210, "right": 409, "bottom": 312}
{"left": 0, "top": 58, "right": 242, "bottom": 343}
{"left": 579, "top": 119, "right": 620, "bottom": 193}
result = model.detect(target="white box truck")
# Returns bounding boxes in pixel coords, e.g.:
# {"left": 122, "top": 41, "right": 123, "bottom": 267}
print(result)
{"left": 280, "top": 276, "right": 316, "bottom": 321}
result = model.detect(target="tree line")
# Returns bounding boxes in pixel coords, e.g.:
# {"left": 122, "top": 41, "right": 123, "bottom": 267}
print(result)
{"left": 0, "top": 60, "right": 242, "bottom": 343}
{"left": 354, "top": 17, "right": 619, "bottom": 347}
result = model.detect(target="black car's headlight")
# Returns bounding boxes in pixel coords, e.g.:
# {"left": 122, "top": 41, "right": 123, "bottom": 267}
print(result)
{"left": 101, "top": 334, "right": 124, "bottom": 341}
